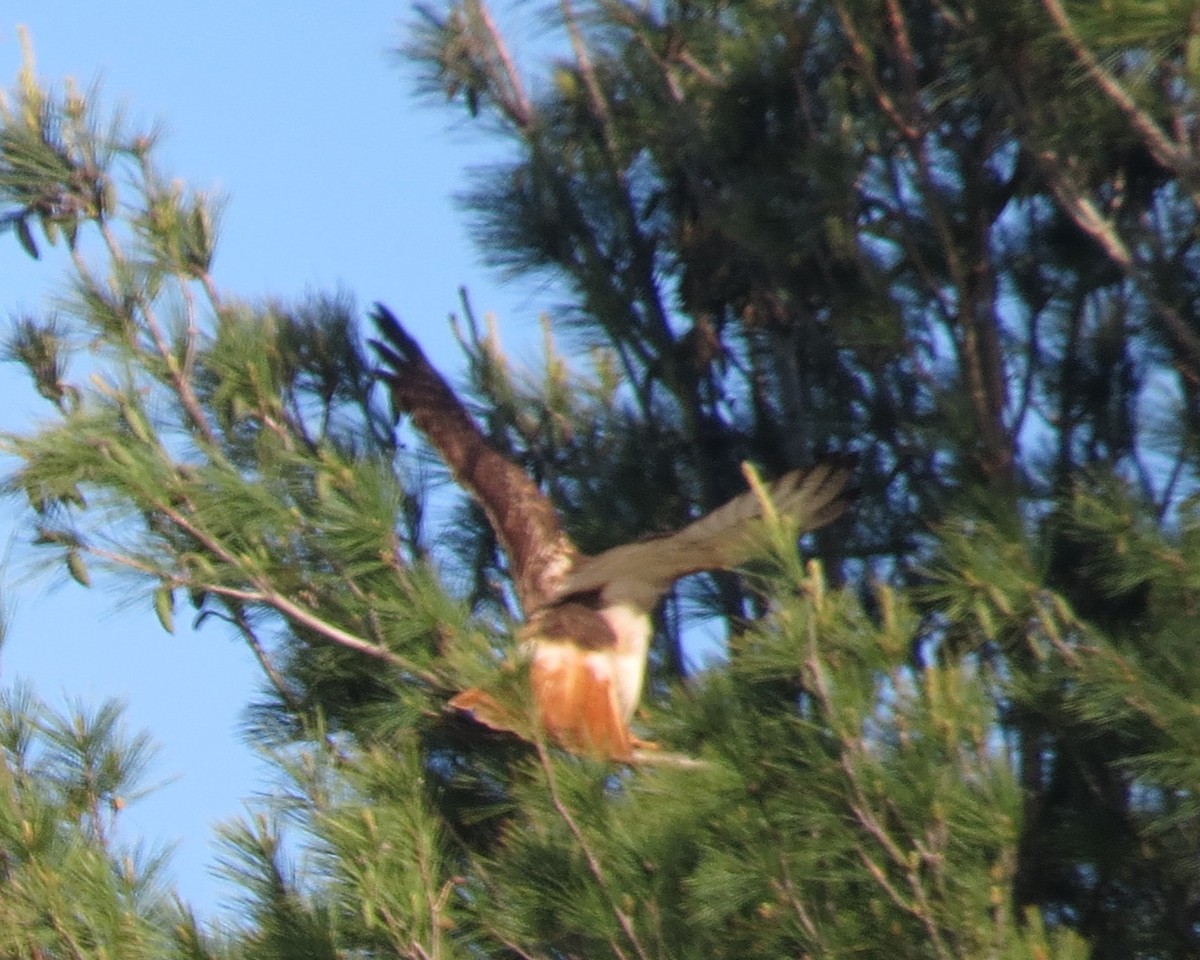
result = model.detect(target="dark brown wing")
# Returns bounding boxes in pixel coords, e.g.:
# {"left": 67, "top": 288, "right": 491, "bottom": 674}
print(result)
{"left": 557, "top": 458, "right": 857, "bottom": 611}
{"left": 370, "top": 305, "right": 576, "bottom": 614}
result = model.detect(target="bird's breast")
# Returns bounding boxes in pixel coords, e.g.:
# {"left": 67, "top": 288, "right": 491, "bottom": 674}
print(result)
{"left": 598, "top": 602, "right": 652, "bottom": 722}
{"left": 599, "top": 602, "right": 652, "bottom": 659}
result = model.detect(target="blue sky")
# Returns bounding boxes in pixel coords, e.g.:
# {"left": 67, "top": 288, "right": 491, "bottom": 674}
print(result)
{"left": 0, "top": 4, "right": 549, "bottom": 915}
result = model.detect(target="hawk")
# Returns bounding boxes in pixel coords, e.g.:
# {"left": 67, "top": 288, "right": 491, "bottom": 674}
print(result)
{"left": 371, "top": 306, "right": 855, "bottom": 760}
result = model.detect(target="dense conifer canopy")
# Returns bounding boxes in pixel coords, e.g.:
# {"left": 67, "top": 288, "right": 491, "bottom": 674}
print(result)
{"left": 3, "top": 2, "right": 1200, "bottom": 956}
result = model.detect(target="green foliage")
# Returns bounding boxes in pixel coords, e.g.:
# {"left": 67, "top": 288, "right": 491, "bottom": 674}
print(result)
{"left": 923, "top": 478, "right": 1200, "bottom": 956}
{"left": 213, "top": 815, "right": 340, "bottom": 960}
{"left": 177, "top": 543, "right": 1082, "bottom": 959}
{"left": 0, "top": 686, "right": 184, "bottom": 959}
{"left": 6, "top": 2, "right": 1200, "bottom": 957}
{"left": 0, "top": 51, "right": 456, "bottom": 752}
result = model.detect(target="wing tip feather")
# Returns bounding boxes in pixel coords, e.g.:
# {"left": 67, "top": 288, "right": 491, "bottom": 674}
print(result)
{"left": 767, "top": 454, "right": 859, "bottom": 533}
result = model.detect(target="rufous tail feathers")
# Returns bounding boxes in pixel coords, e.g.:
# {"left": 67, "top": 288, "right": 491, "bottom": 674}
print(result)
{"left": 449, "top": 648, "right": 648, "bottom": 761}
{"left": 529, "top": 647, "right": 635, "bottom": 760}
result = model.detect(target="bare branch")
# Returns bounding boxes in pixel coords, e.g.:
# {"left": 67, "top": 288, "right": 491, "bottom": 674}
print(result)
{"left": 1029, "top": 141, "right": 1200, "bottom": 384}
{"left": 1039, "top": 0, "right": 1189, "bottom": 178}
{"left": 834, "top": 2, "right": 920, "bottom": 141}
{"left": 470, "top": 0, "right": 533, "bottom": 130}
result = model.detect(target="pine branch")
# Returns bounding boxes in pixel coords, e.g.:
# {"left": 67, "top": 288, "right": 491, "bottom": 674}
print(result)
{"left": 1031, "top": 139, "right": 1200, "bottom": 385}
{"left": 227, "top": 603, "right": 303, "bottom": 716}
{"left": 802, "top": 569, "right": 955, "bottom": 960}
{"left": 534, "top": 740, "right": 650, "bottom": 960}
{"left": 1039, "top": 0, "right": 1189, "bottom": 179}
{"left": 470, "top": 0, "right": 533, "bottom": 130}
{"left": 833, "top": 2, "right": 920, "bottom": 141}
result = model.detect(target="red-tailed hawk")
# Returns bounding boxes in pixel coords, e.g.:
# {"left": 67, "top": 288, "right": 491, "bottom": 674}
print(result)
{"left": 371, "top": 306, "right": 855, "bottom": 761}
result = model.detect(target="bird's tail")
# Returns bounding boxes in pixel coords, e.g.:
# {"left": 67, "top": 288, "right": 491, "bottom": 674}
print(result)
{"left": 528, "top": 647, "right": 635, "bottom": 760}
{"left": 448, "top": 654, "right": 637, "bottom": 761}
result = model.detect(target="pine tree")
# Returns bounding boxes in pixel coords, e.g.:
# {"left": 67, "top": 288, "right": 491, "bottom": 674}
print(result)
{"left": 2, "top": 2, "right": 1200, "bottom": 956}
{"left": 0, "top": 685, "right": 206, "bottom": 957}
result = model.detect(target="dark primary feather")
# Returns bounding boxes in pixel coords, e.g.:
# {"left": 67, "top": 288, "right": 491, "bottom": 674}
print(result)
{"left": 371, "top": 304, "right": 856, "bottom": 617}
{"left": 369, "top": 305, "right": 576, "bottom": 613}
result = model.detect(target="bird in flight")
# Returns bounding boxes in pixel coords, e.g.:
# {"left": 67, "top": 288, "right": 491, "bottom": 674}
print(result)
{"left": 371, "top": 306, "right": 855, "bottom": 761}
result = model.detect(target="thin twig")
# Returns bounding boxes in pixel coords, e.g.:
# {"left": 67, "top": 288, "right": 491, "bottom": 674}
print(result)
{"left": 93, "top": 219, "right": 224, "bottom": 451}
{"left": 81, "top": 537, "right": 427, "bottom": 675}
{"left": 1028, "top": 140, "right": 1200, "bottom": 384}
{"left": 199, "top": 270, "right": 224, "bottom": 313}
{"left": 222, "top": 582, "right": 434, "bottom": 677}
{"left": 773, "top": 850, "right": 821, "bottom": 943}
{"left": 534, "top": 740, "right": 650, "bottom": 960}
{"left": 177, "top": 276, "right": 202, "bottom": 385}
{"left": 806, "top": 609, "right": 953, "bottom": 959}
{"left": 1039, "top": 0, "right": 1186, "bottom": 176}
{"left": 834, "top": 2, "right": 919, "bottom": 140}
{"left": 227, "top": 603, "right": 302, "bottom": 714}
{"left": 471, "top": 0, "right": 533, "bottom": 129}
{"left": 560, "top": 0, "right": 613, "bottom": 132}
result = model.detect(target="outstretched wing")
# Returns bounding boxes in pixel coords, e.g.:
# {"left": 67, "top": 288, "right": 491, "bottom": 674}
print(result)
{"left": 558, "top": 457, "right": 857, "bottom": 610}
{"left": 370, "top": 305, "right": 576, "bottom": 614}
